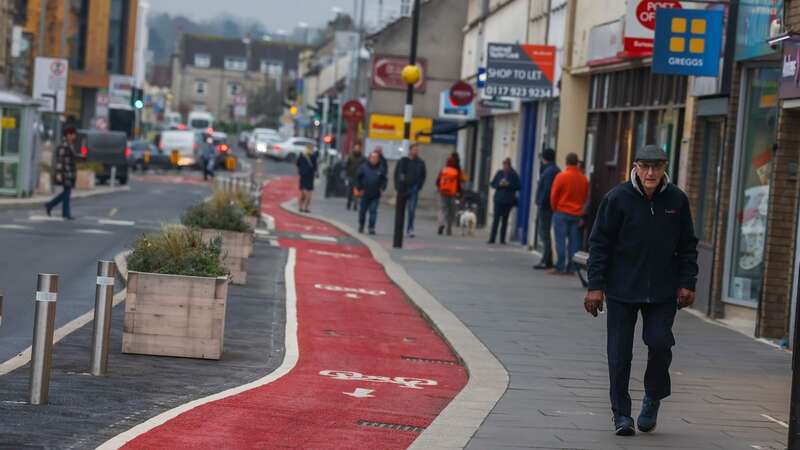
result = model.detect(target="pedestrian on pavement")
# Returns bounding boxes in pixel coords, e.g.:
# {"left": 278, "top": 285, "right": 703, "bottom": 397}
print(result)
{"left": 201, "top": 136, "right": 216, "bottom": 181}
{"left": 533, "top": 148, "right": 561, "bottom": 269}
{"left": 297, "top": 144, "right": 318, "bottom": 213}
{"left": 356, "top": 151, "right": 387, "bottom": 234}
{"left": 585, "top": 144, "right": 698, "bottom": 437}
{"left": 488, "top": 158, "right": 521, "bottom": 244}
{"left": 549, "top": 152, "right": 589, "bottom": 274}
{"left": 435, "top": 155, "right": 461, "bottom": 236}
{"left": 346, "top": 143, "right": 366, "bottom": 211}
{"left": 374, "top": 146, "right": 388, "bottom": 175}
{"left": 394, "top": 143, "right": 427, "bottom": 237}
{"left": 45, "top": 125, "right": 82, "bottom": 220}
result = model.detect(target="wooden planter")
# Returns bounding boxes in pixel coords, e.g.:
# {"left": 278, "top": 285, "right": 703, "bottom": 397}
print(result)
{"left": 123, "top": 271, "right": 228, "bottom": 360}
{"left": 36, "top": 171, "right": 52, "bottom": 195}
{"left": 245, "top": 216, "right": 258, "bottom": 231}
{"left": 75, "top": 169, "right": 96, "bottom": 190}
{"left": 200, "top": 229, "right": 253, "bottom": 285}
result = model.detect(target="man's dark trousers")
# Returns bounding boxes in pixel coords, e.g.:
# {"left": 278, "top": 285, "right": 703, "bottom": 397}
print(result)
{"left": 606, "top": 299, "right": 677, "bottom": 418}
{"left": 537, "top": 208, "right": 553, "bottom": 266}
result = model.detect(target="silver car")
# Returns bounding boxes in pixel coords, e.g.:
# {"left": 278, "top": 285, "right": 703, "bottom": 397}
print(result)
{"left": 269, "top": 137, "right": 317, "bottom": 162}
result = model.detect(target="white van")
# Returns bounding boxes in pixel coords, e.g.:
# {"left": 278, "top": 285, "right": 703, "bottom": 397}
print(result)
{"left": 160, "top": 130, "right": 201, "bottom": 167}
{"left": 188, "top": 111, "right": 215, "bottom": 131}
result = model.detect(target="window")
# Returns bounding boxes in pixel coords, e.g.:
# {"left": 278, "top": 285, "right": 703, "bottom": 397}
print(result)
{"left": 726, "top": 67, "right": 780, "bottom": 306}
{"left": 194, "top": 80, "right": 207, "bottom": 96}
{"left": 225, "top": 57, "right": 247, "bottom": 71}
{"left": 260, "top": 60, "right": 283, "bottom": 77}
{"left": 194, "top": 53, "right": 211, "bottom": 68}
{"left": 227, "top": 82, "right": 242, "bottom": 96}
{"left": 106, "top": 0, "right": 128, "bottom": 73}
{"left": 67, "top": 0, "right": 89, "bottom": 70}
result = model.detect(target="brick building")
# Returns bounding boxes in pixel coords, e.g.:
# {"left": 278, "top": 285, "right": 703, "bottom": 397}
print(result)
{"left": 171, "top": 34, "right": 303, "bottom": 123}
{"left": 683, "top": 0, "right": 800, "bottom": 342}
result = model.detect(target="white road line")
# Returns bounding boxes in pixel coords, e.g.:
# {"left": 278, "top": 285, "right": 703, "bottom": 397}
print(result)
{"left": 0, "top": 290, "right": 125, "bottom": 376}
{"left": 760, "top": 413, "right": 789, "bottom": 428}
{"left": 75, "top": 229, "right": 114, "bottom": 235}
{"left": 268, "top": 239, "right": 279, "bottom": 247}
{"left": 28, "top": 215, "right": 63, "bottom": 222}
{"left": 0, "top": 224, "right": 33, "bottom": 230}
{"left": 98, "top": 219, "right": 136, "bottom": 226}
{"left": 300, "top": 234, "right": 337, "bottom": 243}
{"left": 261, "top": 213, "right": 275, "bottom": 231}
{"left": 97, "top": 247, "right": 300, "bottom": 449}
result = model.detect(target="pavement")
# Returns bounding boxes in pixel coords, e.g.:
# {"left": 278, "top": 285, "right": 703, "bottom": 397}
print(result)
{"left": 307, "top": 183, "right": 792, "bottom": 450}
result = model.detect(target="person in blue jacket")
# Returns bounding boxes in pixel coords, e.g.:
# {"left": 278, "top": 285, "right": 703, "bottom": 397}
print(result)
{"left": 585, "top": 145, "right": 698, "bottom": 437}
{"left": 488, "top": 158, "right": 521, "bottom": 244}
{"left": 356, "top": 151, "right": 388, "bottom": 234}
{"left": 533, "top": 148, "right": 561, "bottom": 269}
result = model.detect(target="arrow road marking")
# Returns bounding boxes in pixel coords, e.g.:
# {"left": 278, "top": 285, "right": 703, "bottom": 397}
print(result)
{"left": 343, "top": 388, "right": 375, "bottom": 398}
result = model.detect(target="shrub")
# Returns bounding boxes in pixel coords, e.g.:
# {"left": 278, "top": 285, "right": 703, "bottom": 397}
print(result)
{"left": 213, "top": 190, "right": 259, "bottom": 217}
{"left": 127, "top": 226, "right": 228, "bottom": 277}
{"left": 182, "top": 194, "right": 250, "bottom": 232}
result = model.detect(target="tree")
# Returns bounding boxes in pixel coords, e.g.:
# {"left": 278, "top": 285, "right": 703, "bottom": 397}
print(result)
{"left": 248, "top": 84, "right": 284, "bottom": 128}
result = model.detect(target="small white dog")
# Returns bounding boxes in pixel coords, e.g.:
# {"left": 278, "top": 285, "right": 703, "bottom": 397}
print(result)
{"left": 459, "top": 206, "right": 478, "bottom": 236}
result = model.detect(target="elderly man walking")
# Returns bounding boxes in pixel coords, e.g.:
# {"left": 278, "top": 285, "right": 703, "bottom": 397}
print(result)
{"left": 585, "top": 145, "right": 698, "bottom": 437}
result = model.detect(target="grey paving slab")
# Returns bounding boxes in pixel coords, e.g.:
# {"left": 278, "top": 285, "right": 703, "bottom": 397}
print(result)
{"left": 0, "top": 242, "right": 286, "bottom": 449}
{"left": 310, "top": 193, "right": 792, "bottom": 450}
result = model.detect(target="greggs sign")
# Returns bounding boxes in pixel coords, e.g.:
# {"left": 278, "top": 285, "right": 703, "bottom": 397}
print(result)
{"left": 368, "top": 114, "right": 432, "bottom": 143}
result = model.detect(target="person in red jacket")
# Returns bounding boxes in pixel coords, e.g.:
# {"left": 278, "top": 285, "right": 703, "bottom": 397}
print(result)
{"left": 550, "top": 152, "right": 589, "bottom": 274}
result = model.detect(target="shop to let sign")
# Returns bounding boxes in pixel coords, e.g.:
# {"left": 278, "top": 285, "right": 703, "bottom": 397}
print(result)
{"left": 485, "top": 43, "right": 555, "bottom": 99}
{"left": 652, "top": 8, "right": 724, "bottom": 77}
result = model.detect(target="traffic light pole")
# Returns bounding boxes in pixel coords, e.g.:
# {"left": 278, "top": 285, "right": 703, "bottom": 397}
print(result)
{"left": 392, "top": 0, "right": 421, "bottom": 249}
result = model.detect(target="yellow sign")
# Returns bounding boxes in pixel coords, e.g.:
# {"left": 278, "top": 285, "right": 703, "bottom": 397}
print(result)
{"left": 1, "top": 117, "right": 16, "bottom": 129}
{"left": 368, "top": 114, "right": 432, "bottom": 143}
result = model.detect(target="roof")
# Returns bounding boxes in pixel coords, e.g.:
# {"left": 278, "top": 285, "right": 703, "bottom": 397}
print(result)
{"left": 180, "top": 34, "right": 306, "bottom": 72}
{"left": 0, "top": 90, "right": 38, "bottom": 106}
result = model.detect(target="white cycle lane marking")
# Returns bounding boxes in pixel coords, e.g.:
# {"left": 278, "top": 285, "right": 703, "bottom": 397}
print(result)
{"left": 309, "top": 249, "right": 359, "bottom": 259}
{"left": 314, "top": 284, "right": 386, "bottom": 300}
{"left": 300, "top": 234, "right": 337, "bottom": 243}
{"left": 319, "top": 370, "right": 438, "bottom": 390}
{"left": 343, "top": 388, "right": 375, "bottom": 398}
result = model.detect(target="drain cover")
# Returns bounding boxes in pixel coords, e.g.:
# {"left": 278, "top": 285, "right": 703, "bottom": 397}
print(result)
{"left": 357, "top": 420, "right": 425, "bottom": 433}
{"left": 401, "top": 355, "right": 458, "bottom": 365}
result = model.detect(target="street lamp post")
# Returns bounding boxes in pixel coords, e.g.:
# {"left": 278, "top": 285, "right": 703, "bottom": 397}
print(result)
{"left": 392, "top": 0, "right": 422, "bottom": 249}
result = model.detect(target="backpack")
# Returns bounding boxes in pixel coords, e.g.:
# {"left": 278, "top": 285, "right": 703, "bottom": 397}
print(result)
{"left": 438, "top": 167, "right": 459, "bottom": 197}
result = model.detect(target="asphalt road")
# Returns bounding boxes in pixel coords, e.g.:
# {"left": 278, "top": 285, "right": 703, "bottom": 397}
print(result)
{"left": 0, "top": 177, "right": 210, "bottom": 362}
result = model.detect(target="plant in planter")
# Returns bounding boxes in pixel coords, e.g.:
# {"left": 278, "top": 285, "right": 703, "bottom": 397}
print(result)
{"left": 212, "top": 190, "right": 260, "bottom": 229}
{"left": 75, "top": 161, "right": 103, "bottom": 190}
{"left": 183, "top": 197, "right": 253, "bottom": 285}
{"left": 124, "top": 226, "right": 229, "bottom": 360}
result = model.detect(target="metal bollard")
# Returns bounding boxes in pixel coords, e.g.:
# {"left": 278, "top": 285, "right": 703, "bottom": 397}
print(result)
{"left": 110, "top": 166, "right": 117, "bottom": 188}
{"left": 90, "top": 261, "right": 116, "bottom": 376}
{"left": 30, "top": 273, "right": 58, "bottom": 405}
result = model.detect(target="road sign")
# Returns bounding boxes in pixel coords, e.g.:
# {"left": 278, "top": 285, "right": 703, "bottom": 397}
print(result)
{"left": 652, "top": 8, "right": 724, "bottom": 77}
{"left": 233, "top": 95, "right": 247, "bottom": 118}
{"left": 93, "top": 116, "right": 108, "bottom": 131}
{"left": 439, "top": 90, "right": 475, "bottom": 120}
{"left": 449, "top": 81, "right": 475, "bottom": 106}
{"left": 371, "top": 55, "right": 427, "bottom": 92}
{"left": 624, "top": 0, "right": 686, "bottom": 56}
{"left": 342, "top": 100, "right": 365, "bottom": 123}
{"left": 32, "top": 57, "right": 68, "bottom": 113}
{"left": 109, "top": 75, "right": 134, "bottom": 109}
{"left": 485, "top": 43, "right": 556, "bottom": 99}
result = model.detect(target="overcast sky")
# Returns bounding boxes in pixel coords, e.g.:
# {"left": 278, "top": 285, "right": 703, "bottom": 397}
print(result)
{"left": 149, "top": 0, "right": 407, "bottom": 31}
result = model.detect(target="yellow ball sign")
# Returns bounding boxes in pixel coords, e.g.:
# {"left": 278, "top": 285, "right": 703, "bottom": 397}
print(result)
{"left": 401, "top": 64, "right": 421, "bottom": 86}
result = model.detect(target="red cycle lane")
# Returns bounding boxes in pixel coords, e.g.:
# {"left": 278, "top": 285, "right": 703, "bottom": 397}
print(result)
{"left": 120, "top": 177, "right": 467, "bottom": 449}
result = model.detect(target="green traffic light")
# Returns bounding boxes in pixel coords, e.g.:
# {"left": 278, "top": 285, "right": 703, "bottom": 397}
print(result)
{"left": 134, "top": 100, "right": 144, "bottom": 109}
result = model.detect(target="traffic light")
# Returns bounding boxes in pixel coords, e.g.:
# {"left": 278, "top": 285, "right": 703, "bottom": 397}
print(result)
{"left": 131, "top": 88, "right": 144, "bottom": 110}
{"left": 290, "top": 105, "right": 298, "bottom": 117}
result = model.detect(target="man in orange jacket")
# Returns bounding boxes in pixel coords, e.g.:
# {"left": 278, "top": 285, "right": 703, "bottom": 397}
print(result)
{"left": 550, "top": 152, "right": 589, "bottom": 274}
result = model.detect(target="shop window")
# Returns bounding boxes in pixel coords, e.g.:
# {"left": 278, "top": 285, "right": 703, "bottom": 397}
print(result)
{"left": 696, "top": 119, "right": 724, "bottom": 244}
{"left": 726, "top": 67, "right": 780, "bottom": 306}
{"left": 0, "top": 107, "right": 21, "bottom": 157}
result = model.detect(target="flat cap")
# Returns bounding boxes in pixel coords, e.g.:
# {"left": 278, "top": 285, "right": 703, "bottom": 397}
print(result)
{"left": 634, "top": 144, "right": 668, "bottom": 162}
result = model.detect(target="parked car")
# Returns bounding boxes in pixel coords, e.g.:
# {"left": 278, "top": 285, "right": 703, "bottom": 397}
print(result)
{"left": 158, "top": 130, "right": 201, "bottom": 168}
{"left": 269, "top": 137, "right": 317, "bottom": 162}
{"left": 249, "top": 132, "right": 282, "bottom": 158}
{"left": 78, "top": 130, "right": 129, "bottom": 185}
{"left": 128, "top": 139, "right": 169, "bottom": 171}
